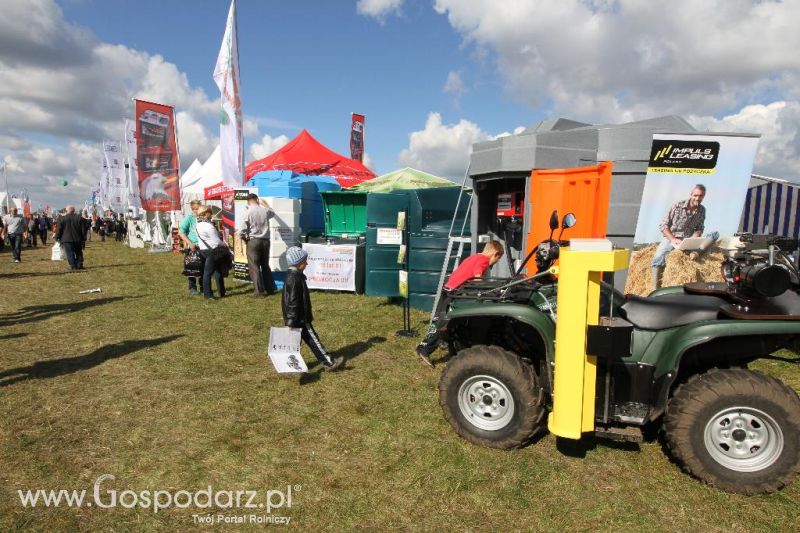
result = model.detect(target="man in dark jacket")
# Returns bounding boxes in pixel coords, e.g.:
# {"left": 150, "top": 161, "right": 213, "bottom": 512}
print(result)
{"left": 56, "top": 206, "right": 87, "bottom": 270}
{"left": 281, "top": 247, "right": 344, "bottom": 371}
{"left": 38, "top": 213, "right": 51, "bottom": 245}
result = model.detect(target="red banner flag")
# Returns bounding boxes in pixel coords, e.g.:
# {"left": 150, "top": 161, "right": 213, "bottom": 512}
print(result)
{"left": 350, "top": 113, "right": 365, "bottom": 162}
{"left": 134, "top": 99, "right": 181, "bottom": 211}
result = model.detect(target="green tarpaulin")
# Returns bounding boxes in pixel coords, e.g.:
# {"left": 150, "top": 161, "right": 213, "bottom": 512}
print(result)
{"left": 345, "top": 167, "right": 461, "bottom": 193}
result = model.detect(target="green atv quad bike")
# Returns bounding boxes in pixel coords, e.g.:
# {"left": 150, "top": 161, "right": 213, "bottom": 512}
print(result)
{"left": 436, "top": 212, "right": 800, "bottom": 494}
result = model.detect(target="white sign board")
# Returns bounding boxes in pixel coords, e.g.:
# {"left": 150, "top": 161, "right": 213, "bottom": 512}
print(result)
{"left": 302, "top": 243, "right": 357, "bottom": 291}
{"left": 267, "top": 327, "right": 308, "bottom": 373}
{"left": 376, "top": 228, "right": 403, "bottom": 245}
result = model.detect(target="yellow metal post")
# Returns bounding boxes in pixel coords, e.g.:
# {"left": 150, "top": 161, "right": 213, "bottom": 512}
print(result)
{"left": 547, "top": 247, "right": 630, "bottom": 439}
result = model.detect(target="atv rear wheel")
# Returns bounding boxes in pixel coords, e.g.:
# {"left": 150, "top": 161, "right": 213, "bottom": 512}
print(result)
{"left": 439, "top": 345, "right": 546, "bottom": 449}
{"left": 665, "top": 368, "right": 800, "bottom": 494}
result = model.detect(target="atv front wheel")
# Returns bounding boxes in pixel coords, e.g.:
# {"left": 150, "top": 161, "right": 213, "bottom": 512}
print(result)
{"left": 665, "top": 368, "right": 800, "bottom": 494}
{"left": 439, "top": 345, "right": 546, "bottom": 449}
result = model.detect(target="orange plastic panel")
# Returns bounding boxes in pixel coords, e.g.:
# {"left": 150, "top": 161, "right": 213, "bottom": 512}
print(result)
{"left": 525, "top": 162, "right": 613, "bottom": 267}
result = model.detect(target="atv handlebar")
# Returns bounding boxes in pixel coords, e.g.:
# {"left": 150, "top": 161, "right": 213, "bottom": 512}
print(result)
{"left": 485, "top": 266, "right": 560, "bottom": 295}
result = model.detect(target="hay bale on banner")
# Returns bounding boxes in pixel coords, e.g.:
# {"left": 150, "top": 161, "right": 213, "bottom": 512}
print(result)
{"left": 623, "top": 245, "right": 726, "bottom": 297}
{"left": 623, "top": 245, "right": 656, "bottom": 296}
{"left": 663, "top": 248, "right": 726, "bottom": 287}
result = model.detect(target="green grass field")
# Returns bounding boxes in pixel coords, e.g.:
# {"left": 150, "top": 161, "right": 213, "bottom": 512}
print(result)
{"left": 1, "top": 239, "right": 798, "bottom": 531}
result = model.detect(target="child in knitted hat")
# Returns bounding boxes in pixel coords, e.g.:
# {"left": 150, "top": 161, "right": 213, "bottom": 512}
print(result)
{"left": 281, "top": 246, "right": 344, "bottom": 371}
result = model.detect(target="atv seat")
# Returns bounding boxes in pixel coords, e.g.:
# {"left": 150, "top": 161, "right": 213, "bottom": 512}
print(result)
{"left": 620, "top": 294, "right": 725, "bottom": 330}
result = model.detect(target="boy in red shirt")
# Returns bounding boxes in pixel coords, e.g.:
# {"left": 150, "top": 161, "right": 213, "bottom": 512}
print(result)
{"left": 416, "top": 240, "right": 504, "bottom": 366}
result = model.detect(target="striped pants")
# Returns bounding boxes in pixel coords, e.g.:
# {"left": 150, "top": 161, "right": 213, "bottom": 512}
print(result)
{"left": 301, "top": 323, "right": 333, "bottom": 366}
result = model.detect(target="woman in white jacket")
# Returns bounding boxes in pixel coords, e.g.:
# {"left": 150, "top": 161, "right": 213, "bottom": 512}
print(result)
{"left": 195, "top": 206, "right": 228, "bottom": 300}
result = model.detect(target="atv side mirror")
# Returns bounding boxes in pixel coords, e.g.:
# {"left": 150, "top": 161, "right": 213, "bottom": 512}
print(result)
{"left": 562, "top": 213, "right": 576, "bottom": 229}
{"left": 549, "top": 210, "right": 559, "bottom": 231}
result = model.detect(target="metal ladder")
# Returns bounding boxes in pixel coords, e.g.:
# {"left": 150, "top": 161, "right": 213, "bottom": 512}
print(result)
{"left": 429, "top": 166, "right": 473, "bottom": 322}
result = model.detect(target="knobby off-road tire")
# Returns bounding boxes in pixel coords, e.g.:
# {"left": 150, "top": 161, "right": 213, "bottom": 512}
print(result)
{"left": 665, "top": 368, "right": 800, "bottom": 494}
{"left": 439, "top": 345, "right": 546, "bottom": 449}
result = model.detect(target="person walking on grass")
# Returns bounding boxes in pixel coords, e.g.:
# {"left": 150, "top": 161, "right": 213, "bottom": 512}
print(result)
{"left": 27, "top": 215, "right": 38, "bottom": 247}
{"left": 282, "top": 247, "right": 344, "bottom": 371}
{"left": 178, "top": 200, "right": 204, "bottom": 296}
{"left": 56, "top": 206, "right": 87, "bottom": 270}
{"left": 241, "top": 193, "right": 277, "bottom": 297}
{"left": 195, "top": 206, "right": 227, "bottom": 300}
{"left": 38, "top": 212, "right": 50, "bottom": 245}
{"left": 2, "top": 207, "right": 26, "bottom": 263}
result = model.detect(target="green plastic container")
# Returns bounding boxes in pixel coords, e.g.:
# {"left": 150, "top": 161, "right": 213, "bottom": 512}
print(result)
{"left": 320, "top": 191, "right": 368, "bottom": 237}
{"left": 364, "top": 188, "right": 471, "bottom": 308}
{"left": 365, "top": 192, "right": 408, "bottom": 297}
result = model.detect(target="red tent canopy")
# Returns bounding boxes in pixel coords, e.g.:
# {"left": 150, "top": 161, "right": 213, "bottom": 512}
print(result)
{"left": 245, "top": 129, "right": 375, "bottom": 187}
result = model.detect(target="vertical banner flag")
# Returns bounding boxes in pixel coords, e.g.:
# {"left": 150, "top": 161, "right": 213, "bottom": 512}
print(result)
{"left": 221, "top": 189, "right": 236, "bottom": 250}
{"left": 214, "top": 0, "right": 243, "bottom": 188}
{"left": 124, "top": 119, "right": 142, "bottom": 213}
{"left": 350, "top": 113, "right": 365, "bottom": 162}
{"left": 233, "top": 187, "right": 257, "bottom": 280}
{"left": 99, "top": 152, "right": 111, "bottom": 211}
{"left": 102, "top": 140, "right": 128, "bottom": 212}
{"left": 626, "top": 133, "right": 760, "bottom": 296}
{"left": 134, "top": 99, "right": 181, "bottom": 211}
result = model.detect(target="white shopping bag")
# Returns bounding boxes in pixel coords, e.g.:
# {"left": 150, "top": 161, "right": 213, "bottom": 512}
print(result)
{"left": 267, "top": 327, "right": 307, "bottom": 373}
{"left": 51, "top": 243, "right": 63, "bottom": 261}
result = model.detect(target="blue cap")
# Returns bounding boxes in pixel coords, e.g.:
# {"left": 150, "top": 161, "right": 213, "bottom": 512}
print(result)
{"left": 286, "top": 246, "right": 308, "bottom": 267}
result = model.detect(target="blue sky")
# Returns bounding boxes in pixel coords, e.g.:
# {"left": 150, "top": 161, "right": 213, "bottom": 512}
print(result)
{"left": 2, "top": 0, "right": 800, "bottom": 208}
{"left": 58, "top": 0, "right": 534, "bottom": 175}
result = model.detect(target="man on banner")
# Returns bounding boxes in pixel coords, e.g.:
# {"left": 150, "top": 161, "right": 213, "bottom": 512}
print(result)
{"left": 214, "top": 0, "right": 244, "bottom": 188}
{"left": 651, "top": 184, "right": 707, "bottom": 290}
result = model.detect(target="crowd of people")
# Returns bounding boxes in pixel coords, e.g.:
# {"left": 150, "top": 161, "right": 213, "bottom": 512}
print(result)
{"left": 1, "top": 205, "right": 128, "bottom": 267}
{"left": 0, "top": 207, "right": 53, "bottom": 262}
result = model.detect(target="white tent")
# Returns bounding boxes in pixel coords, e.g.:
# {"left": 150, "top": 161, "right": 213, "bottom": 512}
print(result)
{"left": 181, "top": 146, "right": 223, "bottom": 213}
{"left": 179, "top": 158, "right": 203, "bottom": 193}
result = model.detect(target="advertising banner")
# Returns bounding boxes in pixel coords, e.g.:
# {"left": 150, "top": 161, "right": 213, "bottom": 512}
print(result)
{"left": 214, "top": 0, "right": 244, "bottom": 188}
{"left": 124, "top": 119, "right": 142, "bottom": 213}
{"left": 102, "top": 140, "right": 128, "bottom": 213}
{"left": 233, "top": 188, "right": 257, "bottom": 281}
{"left": 625, "top": 133, "right": 760, "bottom": 295}
{"left": 350, "top": 113, "right": 365, "bottom": 162}
{"left": 302, "top": 243, "right": 357, "bottom": 291}
{"left": 220, "top": 190, "right": 235, "bottom": 249}
{"left": 134, "top": 99, "right": 181, "bottom": 211}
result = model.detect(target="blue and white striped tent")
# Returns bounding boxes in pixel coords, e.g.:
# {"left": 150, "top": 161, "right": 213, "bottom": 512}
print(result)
{"left": 739, "top": 179, "right": 800, "bottom": 238}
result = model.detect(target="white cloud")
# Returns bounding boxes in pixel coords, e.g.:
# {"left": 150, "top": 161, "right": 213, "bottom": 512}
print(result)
{"left": 492, "top": 125, "right": 526, "bottom": 140}
{"left": 362, "top": 152, "right": 375, "bottom": 172}
{"left": 356, "top": 0, "right": 404, "bottom": 24}
{"left": 3, "top": 142, "right": 102, "bottom": 208}
{"left": 398, "top": 112, "right": 490, "bottom": 179}
{"left": 689, "top": 101, "right": 800, "bottom": 180}
{"left": 175, "top": 111, "right": 217, "bottom": 168}
{"left": 434, "top": 0, "right": 800, "bottom": 121}
{"left": 0, "top": 132, "right": 32, "bottom": 151}
{"left": 0, "top": 0, "right": 220, "bottom": 208}
{"left": 243, "top": 118, "right": 260, "bottom": 137}
{"left": 248, "top": 133, "right": 291, "bottom": 162}
{"left": 443, "top": 70, "right": 465, "bottom": 96}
